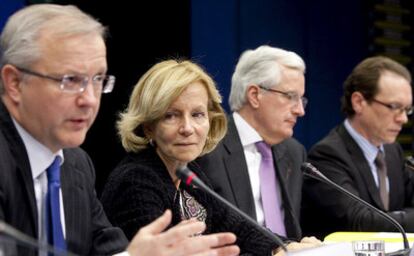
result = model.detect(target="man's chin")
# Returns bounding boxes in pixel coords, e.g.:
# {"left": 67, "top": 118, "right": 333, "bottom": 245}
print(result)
{"left": 283, "top": 129, "right": 294, "bottom": 139}
{"left": 60, "top": 134, "right": 87, "bottom": 149}
{"left": 384, "top": 138, "right": 397, "bottom": 145}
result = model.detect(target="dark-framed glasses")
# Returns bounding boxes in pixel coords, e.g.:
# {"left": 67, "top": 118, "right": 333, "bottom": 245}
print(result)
{"left": 259, "top": 86, "right": 308, "bottom": 109}
{"left": 371, "top": 98, "right": 414, "bottom": 116}
{"left": 16, "top": 66, "right": 115, "bottom": 94}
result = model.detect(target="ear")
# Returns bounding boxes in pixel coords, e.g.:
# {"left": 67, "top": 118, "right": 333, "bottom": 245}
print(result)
{"left": 245, "top": 84, "right": 261, "bottom": 109}
{"left": 351, "top": 91, "right": 366, "bottom": 114}
{"left": 142, "top": 123, "right": 153, "bottom": 138}
{"left": 1, "top": 64, "right": 23, "bottom": 103}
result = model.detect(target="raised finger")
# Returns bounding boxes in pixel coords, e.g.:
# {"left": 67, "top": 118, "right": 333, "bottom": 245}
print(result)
{"left": 138, "top": 210, "right": 172, "bottom": 235}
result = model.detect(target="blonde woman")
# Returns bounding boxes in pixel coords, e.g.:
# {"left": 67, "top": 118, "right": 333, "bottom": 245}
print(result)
{"left": 101, "top": 60, "right": 284, "bottom": 255}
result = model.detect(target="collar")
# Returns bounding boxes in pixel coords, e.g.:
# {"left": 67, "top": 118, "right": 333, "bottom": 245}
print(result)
{"left": 233, "top": 112, "right": 263, "bottom": 147}
{"left": 344, "top": 119, "right": 384, "bottom": 163}
{"left": 12, "top": 118, "right": 64, "bottom": 179}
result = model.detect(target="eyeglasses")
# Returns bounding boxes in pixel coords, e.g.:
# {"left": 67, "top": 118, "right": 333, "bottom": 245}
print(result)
{"left": 16, "top": 67, "right": 115, "bottom": 94}
{"left": 259, "top": 86, "right": 308, "bottom": 109}
{"left": 371, "top": 98, "right": 414, "bottom": 116}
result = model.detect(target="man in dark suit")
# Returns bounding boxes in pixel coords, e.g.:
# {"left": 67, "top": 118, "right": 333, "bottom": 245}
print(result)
{"left": 302, "top": 56, "right": 414, "bottom": 239}
{"left": 0, "top": 4, "right": 238, "bottom": 256}
{"left": 198, "top": 45, "right": 307, "bottom": 240}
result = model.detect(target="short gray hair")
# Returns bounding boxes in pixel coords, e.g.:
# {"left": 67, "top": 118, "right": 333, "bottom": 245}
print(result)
{"left": 229, "top": 45, "right": 305, "bottom": 111}
{"left": 0, "top": 4, "right": 107, "bottom": 94}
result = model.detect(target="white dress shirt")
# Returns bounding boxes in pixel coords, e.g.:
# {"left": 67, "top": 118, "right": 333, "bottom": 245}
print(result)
{"left": 12, "top": 119, "right": 66, "bottom": 247}
{"left": 232, "top": 112, "right": 284, "bottom": 226}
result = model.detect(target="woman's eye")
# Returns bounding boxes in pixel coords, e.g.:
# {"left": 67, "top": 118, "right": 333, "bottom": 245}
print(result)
{"left": 193, "top": 112, "right": 206, "bottom": 118}
{"left": 164, "top": 112, "right": 179, "bottom": 120}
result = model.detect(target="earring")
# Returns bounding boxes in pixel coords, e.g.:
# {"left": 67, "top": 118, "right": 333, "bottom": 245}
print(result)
{"left": 149, "top": 138, "right": 154, "bottom": 146}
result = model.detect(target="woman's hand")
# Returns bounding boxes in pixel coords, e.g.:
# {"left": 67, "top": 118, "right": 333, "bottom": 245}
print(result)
{"left": 273, "top": 236, "right": 323, "bottom": 256}
{"left": 127, "top": 210, "right": 240, "bottom": 256}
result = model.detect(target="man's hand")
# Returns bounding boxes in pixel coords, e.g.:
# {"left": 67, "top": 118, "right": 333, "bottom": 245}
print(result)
{"left": 127, "top": 210, "right": 240, "bottom": 256}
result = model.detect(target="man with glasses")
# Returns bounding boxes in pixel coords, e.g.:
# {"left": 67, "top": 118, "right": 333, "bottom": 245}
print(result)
{"left": 198, "top": 45, "right": 308, "bottom": 241}
{"left": 302, "top": 56, "right": 414, "bottom": 238}
{"left": 0, "top": 4, "right": 239, "bottom": 256}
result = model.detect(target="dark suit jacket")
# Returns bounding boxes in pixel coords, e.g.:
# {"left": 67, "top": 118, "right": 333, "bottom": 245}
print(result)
{"left": 197, "top": 116, "right": 305, "bottom": 240}
{"left": 0, "top": 102, "right": 128, "bottom": 255}
{"left": 302, "top": 124, "right": 414, "bottom": 239}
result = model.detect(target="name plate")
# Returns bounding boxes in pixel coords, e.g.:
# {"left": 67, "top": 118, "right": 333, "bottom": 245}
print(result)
{"left": 286, "top": 242, "right": 354, "bottom": 256}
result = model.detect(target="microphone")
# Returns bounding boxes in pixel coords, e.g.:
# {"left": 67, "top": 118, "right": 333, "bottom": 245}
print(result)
{"left": 301, "top": 162, "right": 410, "bottom": 256}
{"left": 176, "top": 165, "right": 287, "bottom": 252}
{"left": 405, "top": 156, "right": 414, "bottom": 171}
{"left": 0, "top": 220, "right": 76, "bottom": 255}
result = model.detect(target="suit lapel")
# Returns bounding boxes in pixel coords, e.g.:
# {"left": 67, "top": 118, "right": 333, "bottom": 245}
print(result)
{"left": 0, "top": 102, "right": 38, "bottom": 234}
{"left": 338, "top": 125, "right": 385, "bottom": 209}
{"left": 222, "top": 118, "right": 257, "bottom": 219}
{"left": 383, "top": 144, "right": 401, "bottom": 210}
{"left": 272, "top": 143, "right": 301, "bottom": 239}
{"left": 60, "top": 154, "right": 88, "bottom": 253}
{"left": 272, "top": 143, "right": 289, "bottom": 181}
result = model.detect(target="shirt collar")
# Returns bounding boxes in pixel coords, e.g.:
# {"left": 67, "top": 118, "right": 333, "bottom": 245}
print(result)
{"left": 233, "top": 112, "right": 263, "bottom": 146}
{"left": 12, "top": 118, "right": 64, "bottom": 179}
{"left": 344, "top": 119, "right": 384, "bottom": 163}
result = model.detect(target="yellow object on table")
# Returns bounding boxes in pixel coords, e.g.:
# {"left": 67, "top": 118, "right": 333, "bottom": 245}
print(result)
{"left": 324, "top": 232, "right": 414, "bottom": 253}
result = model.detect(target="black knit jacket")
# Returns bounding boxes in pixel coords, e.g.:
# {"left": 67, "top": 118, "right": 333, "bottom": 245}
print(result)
{"left": 101, "top": 147, "right": 281, "bottom": 255}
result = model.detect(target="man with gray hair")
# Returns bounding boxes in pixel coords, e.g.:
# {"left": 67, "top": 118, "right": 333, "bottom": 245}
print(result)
{"left": 0, "top": 4, "right": 238, "bottom": 256}
{"left": 198, "top": 45, "right": 307, "bottom": 240}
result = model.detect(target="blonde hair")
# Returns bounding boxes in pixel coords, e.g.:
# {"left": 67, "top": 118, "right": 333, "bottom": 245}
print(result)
{"left": 118, "top": 59, "right": 227, "bottom": 155}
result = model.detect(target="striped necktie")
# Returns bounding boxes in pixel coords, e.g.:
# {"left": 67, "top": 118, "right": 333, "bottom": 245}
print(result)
{"left": 374, "top": 150, "right": 389, "bottom": 210}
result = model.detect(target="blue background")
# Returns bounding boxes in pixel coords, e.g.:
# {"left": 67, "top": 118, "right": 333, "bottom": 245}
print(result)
{"left": 2, "top": 0, "right": 411, "bottom": 191}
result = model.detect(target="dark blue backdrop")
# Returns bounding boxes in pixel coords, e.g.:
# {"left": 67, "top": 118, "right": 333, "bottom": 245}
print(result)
{"left": 0, "top": 1, "right": 375, "bottom": 149}
{"left": 0, "top": 1, "right": 383, "bottom": 190}
{"left": 191, "top": 0, "right": 368, "bottom": 148}
{"left": 0, "top": 0, "right": 24, "bottom": 29}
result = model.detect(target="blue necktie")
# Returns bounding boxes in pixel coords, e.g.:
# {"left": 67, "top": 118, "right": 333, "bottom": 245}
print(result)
{"left": 46, "top": 156, "right": 67, "bottom": 253}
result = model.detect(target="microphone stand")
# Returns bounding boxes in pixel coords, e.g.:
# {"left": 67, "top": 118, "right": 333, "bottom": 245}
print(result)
{"left": 176, "top": 165, "right": 287, "bottom": 252}
{"left": 302, "top": 163, "right": 410, "bottom": 256}
{"left": 0, "top": 220, "right": 77, "bottom": 256}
